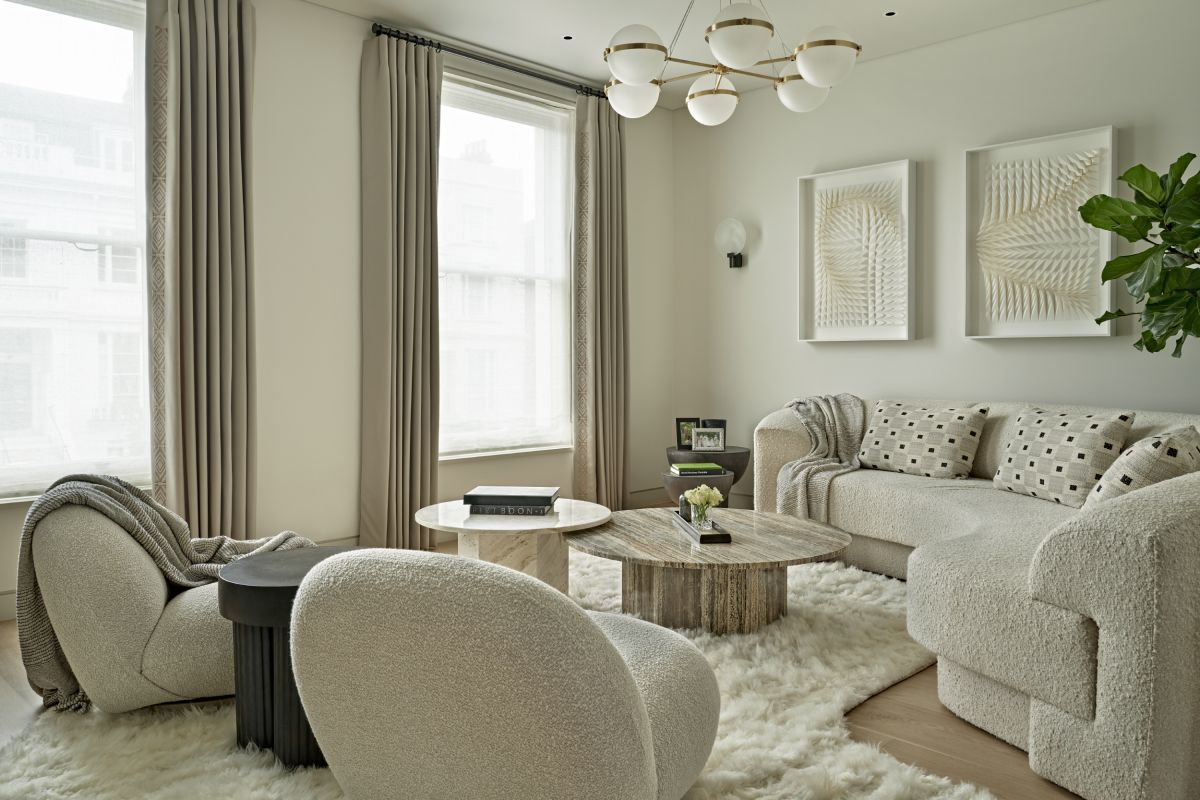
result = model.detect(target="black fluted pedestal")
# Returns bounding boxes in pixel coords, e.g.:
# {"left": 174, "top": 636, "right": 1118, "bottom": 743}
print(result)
{"left": 217, "top": 546, "right": 353, "bottom": 769}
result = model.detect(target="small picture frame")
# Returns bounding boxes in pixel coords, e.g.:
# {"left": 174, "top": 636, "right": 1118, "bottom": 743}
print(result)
{"left": 700, "top": 418, "right": 726, "bottom": 431}
{"left": 676, "top": 418, "right": 700, "bottom": 450}
{"left": 691, "top": 427, "right": 725, "bottom": 452}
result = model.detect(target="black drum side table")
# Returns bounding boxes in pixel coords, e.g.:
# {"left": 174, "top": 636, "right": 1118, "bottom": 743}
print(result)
{"left": 217, "top": 546, "right": 353, "bottom": 768}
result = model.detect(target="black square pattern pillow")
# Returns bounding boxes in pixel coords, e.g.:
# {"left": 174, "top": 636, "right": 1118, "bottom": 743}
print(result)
{"left": 1084, "top": 426, "right": 1200, "bottom": 509}
{"left": 993, "top": 408, "right": 1136, "bottom": 507}
{"left": 858, "top": 402, "right": 989, "bottom": 479}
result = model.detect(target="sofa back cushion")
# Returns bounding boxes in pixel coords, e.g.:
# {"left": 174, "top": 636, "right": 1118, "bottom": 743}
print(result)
{"left": 859, "top": 401, "right": 989, "bottom": 478}
{"left": 993, "top": 408, "right": 1136, "bottom": 507}
{"left": 970, "top": 402, "right": 1200, "bottom": 480}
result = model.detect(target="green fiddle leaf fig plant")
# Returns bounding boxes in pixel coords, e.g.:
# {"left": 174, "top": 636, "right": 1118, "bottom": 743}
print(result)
{"left": 1078, "top": 153, "right": 1200, "bottom": 356}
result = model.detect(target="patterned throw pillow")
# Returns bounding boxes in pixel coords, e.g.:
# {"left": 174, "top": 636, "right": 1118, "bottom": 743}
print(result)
{"left": 1083, "top": 426, "right": 1200, "bottom": 509}
{"left": 858, "top": 402, "right": 989, "bottom": 479}
{"left": 993, "top": 409, "right": 1136, "bottom": 507}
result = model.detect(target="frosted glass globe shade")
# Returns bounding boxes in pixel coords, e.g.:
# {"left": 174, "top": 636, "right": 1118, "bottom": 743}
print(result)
{"left": 714, "top": 218, "right": 746, "bottom": 254}
{"left": 706, "top": 3, "right": 773, "bottom": 69}
{"left": 605, "top": 80, "right": 659, "bottom": 119}
{"left": 794, "top": 26, "right": 859, "bottom": 88}
{"left": 775, "top": 65, "right": 830, "bottom": 112}
{"left": 606, "top": 24, "right": 666, "bottom": 85}
{"left": 686, "top": 73, "right": 738, "bottom": 126}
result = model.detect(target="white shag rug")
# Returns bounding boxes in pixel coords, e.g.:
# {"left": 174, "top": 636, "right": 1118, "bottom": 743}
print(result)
{"left": 0, "top": 553, "right": 992, "bottom": 800}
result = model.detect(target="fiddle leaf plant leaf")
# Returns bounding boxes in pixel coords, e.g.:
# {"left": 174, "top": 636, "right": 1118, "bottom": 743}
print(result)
{"left": 1081, "top": 153, "right": 1200, "bottom": 357}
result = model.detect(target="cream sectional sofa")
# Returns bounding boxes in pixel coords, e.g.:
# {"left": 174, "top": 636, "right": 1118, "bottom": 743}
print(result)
{"left": 754, "top": 399, "right": 1200, "bottom": 800}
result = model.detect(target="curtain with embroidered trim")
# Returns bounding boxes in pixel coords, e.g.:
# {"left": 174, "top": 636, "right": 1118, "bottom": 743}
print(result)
{"left": 147, "top": 0, "right": 257, "bottom": 538}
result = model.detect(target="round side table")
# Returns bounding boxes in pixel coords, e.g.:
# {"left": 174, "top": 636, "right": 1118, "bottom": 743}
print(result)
{"left": 218, "top": 545, "right": 353, "bottom": 768}
{"left": 666, "top": 445, "right": 751, "bottom": 483}
{"left": 415, "top": 499, "right": 611, "bottom": 593}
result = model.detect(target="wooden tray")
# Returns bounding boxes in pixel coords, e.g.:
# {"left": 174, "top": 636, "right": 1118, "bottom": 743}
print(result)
{"left": 669, "top": 510, "right": 732, "bottom": 545}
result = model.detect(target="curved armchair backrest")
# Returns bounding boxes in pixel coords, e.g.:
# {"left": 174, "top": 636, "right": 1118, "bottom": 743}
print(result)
{"left": 30, "top": 504, "right": 176, "bottom": 711}
{"left": 290, "top": 549, "right": 658, "bottom": 800}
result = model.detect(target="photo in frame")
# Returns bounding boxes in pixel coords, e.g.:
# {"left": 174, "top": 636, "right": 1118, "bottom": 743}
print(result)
{"left": 675, "top": 417, "right": 700, "bottom": 450}
{"left": 691, "top": 427, "right": 726, "bottom": 452}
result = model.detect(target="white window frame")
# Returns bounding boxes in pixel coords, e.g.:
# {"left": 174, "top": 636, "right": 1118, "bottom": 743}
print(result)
{"left": 436, "top": 73, "right": 576, "bottom": 460}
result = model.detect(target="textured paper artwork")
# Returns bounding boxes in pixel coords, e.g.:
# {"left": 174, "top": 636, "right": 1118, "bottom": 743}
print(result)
{"left": 966, "top": 128, "right": 1115, "bottom": 337}
{"left": 798, "top": 161, "right": 914, "bottom": 341}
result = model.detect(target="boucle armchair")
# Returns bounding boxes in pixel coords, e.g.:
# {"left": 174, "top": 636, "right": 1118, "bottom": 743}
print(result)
{"left": 29, "top": 505, "right": 234, "bottom": 712}
{"left": 289, "top": 549, "right": 720, "bottom": 800}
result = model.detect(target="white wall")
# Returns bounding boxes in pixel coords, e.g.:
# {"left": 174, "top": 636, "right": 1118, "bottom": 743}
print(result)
{"left": 668, "top": 0, "right": 1200, "bottom": 504}
{"left": 624, "top": 109, "right": 678, "bottom": 506}
{"left": 253, "top": 0, "right": 367, "bottom": 544}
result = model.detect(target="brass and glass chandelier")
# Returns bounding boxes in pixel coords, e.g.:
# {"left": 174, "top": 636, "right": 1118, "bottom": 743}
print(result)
{"left": 602, "top": 1, "right": 861, "bottom": 125}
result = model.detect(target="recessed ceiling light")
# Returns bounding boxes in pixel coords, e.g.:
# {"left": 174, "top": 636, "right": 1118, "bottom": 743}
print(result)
{"left": 563, "top": 35, "right": 573, "bottom": 40}
{"left": 884, "top": 10, "right": 896, "bottom": 16}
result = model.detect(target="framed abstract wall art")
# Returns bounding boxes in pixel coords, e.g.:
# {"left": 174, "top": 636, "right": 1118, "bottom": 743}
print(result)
{"left": 965, "top": 126, "right": 1115, "bottom": 338}
{"left": 797, "top": 159, "right": 915, "bottom": 342}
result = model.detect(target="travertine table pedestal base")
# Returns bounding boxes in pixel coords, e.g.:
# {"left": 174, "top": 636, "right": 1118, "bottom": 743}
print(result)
{"left": 458, "top": 531, "right": 569, "bottom": 593}
{"left": 622, "top": 562, "right": 788, "bottom": 635}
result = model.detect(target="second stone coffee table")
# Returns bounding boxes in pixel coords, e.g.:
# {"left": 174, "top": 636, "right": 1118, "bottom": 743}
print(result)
{"left": 414, "top": 499, "right": 611, "bottom": 593}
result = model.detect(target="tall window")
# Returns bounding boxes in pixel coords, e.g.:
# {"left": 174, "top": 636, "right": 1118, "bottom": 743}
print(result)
{"left": 0, "top": 0, "right": 149, "bottom": 498}
{"left": 437, "top": 80, "right": 573, "bottom": 457}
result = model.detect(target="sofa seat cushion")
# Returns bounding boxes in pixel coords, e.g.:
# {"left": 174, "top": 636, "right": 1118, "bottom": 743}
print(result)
{"left": 828, "top": 471, "right": 1076, "bottom": 550}
{"left": 907, "top": 529, "right": 1097, "bottom": 720}
{"left": 141, "top": 582, "right": 235, "bottom": 700}
{"left": 589, "top": 612, "right": 719, "bottom": 800}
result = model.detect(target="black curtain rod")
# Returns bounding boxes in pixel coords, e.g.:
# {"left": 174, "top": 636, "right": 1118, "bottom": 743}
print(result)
{"left": 371, "top": 23, "right": 605, "bottom": 99}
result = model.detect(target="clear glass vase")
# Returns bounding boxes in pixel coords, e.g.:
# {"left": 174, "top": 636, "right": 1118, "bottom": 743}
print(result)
{"left": 690, "top": 503, "right": 713, "bottom": 530}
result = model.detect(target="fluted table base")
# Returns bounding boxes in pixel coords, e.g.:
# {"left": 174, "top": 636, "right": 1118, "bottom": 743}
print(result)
{"left": 621, "top": 562, "right": 788, "bottom": 635}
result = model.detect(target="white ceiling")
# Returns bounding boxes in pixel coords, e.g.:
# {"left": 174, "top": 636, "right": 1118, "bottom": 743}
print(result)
{"left": 310, "top": 0, "right": 1097, "bottom": 108}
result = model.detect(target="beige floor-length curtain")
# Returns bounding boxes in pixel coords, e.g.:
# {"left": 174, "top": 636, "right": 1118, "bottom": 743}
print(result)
{"left": 573, "top": 96, "right": 629, "bottom": 509}
{"left": 358, "top": 36, "right": 443, "bottom": 549}
{"left": 147, "top": 0, "right": 257, "bottom": 538}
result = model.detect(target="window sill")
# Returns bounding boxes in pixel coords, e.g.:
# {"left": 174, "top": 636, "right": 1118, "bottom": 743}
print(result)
{"left": 439, "top": 444, "right": 574, "bottom": 463}
{"left": 0, "top": 484, "right": 152, "bottom": 507}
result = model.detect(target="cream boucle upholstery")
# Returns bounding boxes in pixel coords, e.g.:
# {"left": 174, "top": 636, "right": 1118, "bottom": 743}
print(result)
{"left": 756, "top": 398, "right": 1200, "bottom": 800}
{"left": 30, "top": 504, "right": 233, "bottom": 712}
{"left": 290, "top": 549, "right": 719, "bottom": 800}
{"left": 909, "top": 528, "right": 1097, "bottom": 719}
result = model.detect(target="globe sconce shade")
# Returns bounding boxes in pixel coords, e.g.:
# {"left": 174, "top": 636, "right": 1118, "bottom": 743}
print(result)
{"left": 686, "top": 73, "right": 739, "bottom": 127}
{"left": 705, "top": 3, "right": 774, "bottom": 69}
{"left": 793, "top": 25, "right": 861, "bottom": 88}
{"left": 714, "top": 218, "right": 747, "bottom": 268}
{"left": 775, "top": 66, "right": 830, "bottom": 113}
{"left": 604, "top": 24, "right": 668, "bottom": 85}
{"left": 605, "top": 79, "right": 660, "bottom": 118}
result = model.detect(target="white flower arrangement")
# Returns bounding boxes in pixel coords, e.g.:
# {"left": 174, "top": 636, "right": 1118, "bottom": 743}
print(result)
{"left": 683, "top": 484, "right": 724, "bottom": 509}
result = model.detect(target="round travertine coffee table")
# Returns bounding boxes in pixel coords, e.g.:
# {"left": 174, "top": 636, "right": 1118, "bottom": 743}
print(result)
{"left": 415, "top": 499, "right": 611, "bottom": 593}
{"left": 565, "top": 508, "right": 851, "bottom": 635}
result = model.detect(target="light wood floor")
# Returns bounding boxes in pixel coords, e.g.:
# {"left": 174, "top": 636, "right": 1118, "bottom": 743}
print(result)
{"left": 848, "top": 666, "right": 1079, "bottom": 799}
{"left": 0, "top": 575, "right": 1078, "bottom": 799}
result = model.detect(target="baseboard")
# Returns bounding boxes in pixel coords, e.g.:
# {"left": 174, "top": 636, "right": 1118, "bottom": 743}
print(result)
{"left": 313, "top": 535, "right": 358, "bottom": 548}
{"left": 0, "top": 590, "right": 13, "bottom": 622}
{"left": 626, "top": 487, "right": 668, "bottom": 509}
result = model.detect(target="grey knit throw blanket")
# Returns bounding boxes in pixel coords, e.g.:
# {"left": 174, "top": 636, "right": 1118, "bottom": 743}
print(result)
{"left": 776, "top": 394, "right": 866, "bottom": 522}
{"left": 17, "top": 474, "right": 314, "bottom": 711}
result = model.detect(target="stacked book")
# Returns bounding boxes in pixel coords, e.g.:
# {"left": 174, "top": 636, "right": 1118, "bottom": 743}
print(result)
{"left": 464, "top": 486, "right": 560, "bottom": 516}
{"left": 669, "top": 462, "right": 726, "bottom": 477}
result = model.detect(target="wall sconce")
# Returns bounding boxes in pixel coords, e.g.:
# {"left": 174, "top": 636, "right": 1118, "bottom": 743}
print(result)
{"left": 714, "top": 218, "right": 746, "bottom": 268}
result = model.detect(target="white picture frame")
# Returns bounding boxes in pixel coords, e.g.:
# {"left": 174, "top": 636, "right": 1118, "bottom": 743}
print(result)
{"left": 797, "top": 159, "right": 915, "bottom": 342}
{"left": 691, "top": 428, "right": 725, "bottom": 452}
{"left": 965, "top": 126, "right": 1115, "bottom": 339}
